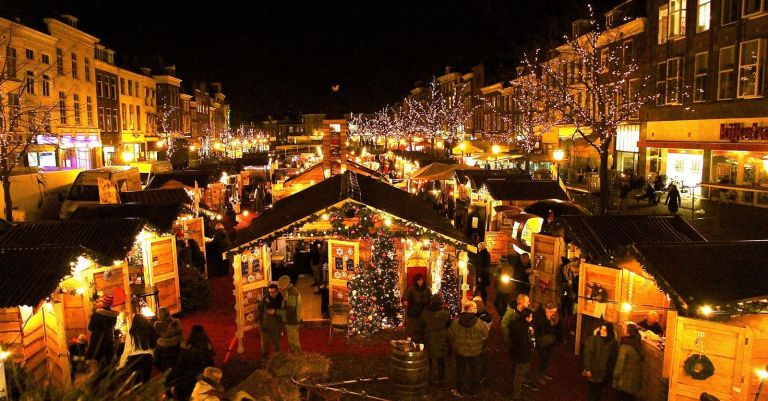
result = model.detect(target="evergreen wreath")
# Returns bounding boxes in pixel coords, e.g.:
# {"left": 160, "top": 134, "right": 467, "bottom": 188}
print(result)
{"left": 683, "top": 354, "right": 715, "bottom": 380}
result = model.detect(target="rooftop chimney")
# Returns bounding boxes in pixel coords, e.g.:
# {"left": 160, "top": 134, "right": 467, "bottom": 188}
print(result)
{"left": 163, "top": 65, "right": 176, "bottom": 76}
{"left": 210, "top": 82, "right": 222, "bottom": 93}
{"left": 140, "top": 67, "right": 152, "bottom": 76}
{"left": 445, "top": 66, "right": 453, "bottom": 75}
{"left": 60, "top": 15, "right": 78, "bottom": 28}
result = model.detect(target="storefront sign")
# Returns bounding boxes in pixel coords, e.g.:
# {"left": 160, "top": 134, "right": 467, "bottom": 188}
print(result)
{"left": 720, "top": 123, "right": 768, "bottom": 142}
{"left": 484, "top": 231, "right": 510, "bottom": 263}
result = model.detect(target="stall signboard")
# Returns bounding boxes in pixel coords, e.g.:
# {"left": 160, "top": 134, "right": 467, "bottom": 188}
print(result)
{"left": 143, "top": 236, "right": 181, "bottom": 315}
{"left": 233, "top": 245, "right": 272, "bottom": 353}
{"left": 328, "top": 240, "right": 359, "bottom": 306}
{"left": 530, "top": 233, "right": 565, "bottom": 307}
{"left": 97, "top": 177, "right": 118, "bottom": 204}
{"left": 484, "top": 231, "right": 509, "bottom": 264}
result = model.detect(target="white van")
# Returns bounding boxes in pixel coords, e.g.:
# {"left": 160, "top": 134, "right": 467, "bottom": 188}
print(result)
{"left": 130, "top": 161, "right": 173, "bottom": 187}
{"left": 59, "top": 166, "right": 142, "bottom": 218}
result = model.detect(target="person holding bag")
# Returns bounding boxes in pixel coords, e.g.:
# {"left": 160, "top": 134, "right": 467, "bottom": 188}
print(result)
{"left": 533, "top": 302, "right": 559, "bottom": 382}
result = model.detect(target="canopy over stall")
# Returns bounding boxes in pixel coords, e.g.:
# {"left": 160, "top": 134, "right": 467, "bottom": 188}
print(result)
{"left": 71, "top": 203, "right": 186, "bottom": 233}
{"left": 119, "top": 188, "right": 193, "bottom": 205}
{"left": 410, "top": 163, "right": 477, "bottom": 181}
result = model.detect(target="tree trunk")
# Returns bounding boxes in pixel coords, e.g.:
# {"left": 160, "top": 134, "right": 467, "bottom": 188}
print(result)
{"left": 3, "top": 176, "right": 12, "bottom": 222}
{"left": 524, "top": 155, "right": 531, "bottom": 173}
{"left": 599, "top": 150, "right": 611, "bottom": 214}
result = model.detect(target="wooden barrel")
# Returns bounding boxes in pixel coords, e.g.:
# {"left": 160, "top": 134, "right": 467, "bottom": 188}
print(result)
{"left": 389, "top": 345, "right": 428, "bottom": 400}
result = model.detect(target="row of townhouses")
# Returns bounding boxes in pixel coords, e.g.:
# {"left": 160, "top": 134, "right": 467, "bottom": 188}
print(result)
{"left": 405, "top": 0, "right": 768, "bottom": 208}
{"left": 1, "top": 14, "right": 231, "bottom": 170}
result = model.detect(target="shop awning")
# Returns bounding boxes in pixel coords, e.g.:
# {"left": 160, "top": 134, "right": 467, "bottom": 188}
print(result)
{"left": 0, "top": 218, "right": 146, "bottom": 263}
{"left": 632, "top": 241, "right": 768, "bottom": 315}
{"left": 561, "top": 215, "right": 707, "bottom": 263}
{"left": 0, "top": 245, "right": 89, "bottom": 308}
{"left": 411, "top": 163, "right": 476, "bottom": 181}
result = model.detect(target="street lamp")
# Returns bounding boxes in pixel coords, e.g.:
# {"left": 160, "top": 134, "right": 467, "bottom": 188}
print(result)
{"left": 761, "top": 154, "right": 768, "bottom": 172}
{"left": 553, "top": 148, "right": 565, "bottom": 181}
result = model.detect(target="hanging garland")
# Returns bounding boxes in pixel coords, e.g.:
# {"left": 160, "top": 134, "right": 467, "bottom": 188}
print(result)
{"left": 683, "top": 354, "right": 715, "bottom": 380}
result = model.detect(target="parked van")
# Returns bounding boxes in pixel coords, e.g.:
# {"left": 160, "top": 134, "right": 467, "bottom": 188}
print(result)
{"left": 59, "top": 166, "right": 142, "bottom": 218}
{"left": 130, "top": 161, "right": 173, "bottom": 187}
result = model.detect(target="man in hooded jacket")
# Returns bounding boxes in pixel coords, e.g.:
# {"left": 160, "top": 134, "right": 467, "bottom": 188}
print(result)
{"left": 448, "top": 301, "right": 489, "bottom": 397}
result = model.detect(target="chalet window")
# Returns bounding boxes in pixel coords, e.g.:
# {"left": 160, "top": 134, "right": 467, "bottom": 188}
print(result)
{"left": 738, "top": 39, "right": 766, "bottom": 98}
{"left": 722, "top": 0, "right": 739, "bottom": 24}
{"left": 718, "top": 46, "right": 736, "bottom": 100}
{"left": 743, "top": 0, "right": 768, "bottom": 17}
{"left": 697, "top": 0, "right": 711, "bottom": 32}
{"left": 694, "top": 52, "right": 709, "bottom": 102}
{"left": 668, "top": 0, "right": 686, "bottom": 39}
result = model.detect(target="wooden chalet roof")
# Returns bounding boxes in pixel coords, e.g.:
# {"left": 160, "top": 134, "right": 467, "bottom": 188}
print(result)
{"left": 0, "top": 218, "right": 145, "bottom": 263}
{"left": 0, "top": 245, "right": 88, "bottom": 307}
{"left": 231, "top": 171, "right": 470, "bottom": 248}
{"left": 562, "top": 215, "right": 707, "bottom": 262}
{"left": 633, "top": 241, "right": 768, "bottom": 315}
{"left": 146, "top": 169, "right": 222, "bottom": 190}
{"left": 454, "top": 169, "right": 531, "bottom": 190}
{"left": 71, "top": 203, "right": 184, "bottom": 233}
{"left": 482, "top": 179, "right": 568, "bottom": 201}
{"left": 119, "top": 188, "right": 192, "bottom": 205}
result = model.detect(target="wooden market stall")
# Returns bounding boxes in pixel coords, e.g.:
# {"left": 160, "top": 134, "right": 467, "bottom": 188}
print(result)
{"left": 226, "top": 171, "right": 474, "bottom": 353}
{"left": 631, "top": 241, "right": 768, "bottom": 401}
{"left": 0, "top": 217, "right": 181, "bottom": 323}
{"left": 146, "top": 168, "right": 231, "bottom": 212}
{"left": 0, "top": 245, "right": 88, "bottom": 389}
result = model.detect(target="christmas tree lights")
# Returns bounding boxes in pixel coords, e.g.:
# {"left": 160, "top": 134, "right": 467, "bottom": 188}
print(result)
{"left": 439, "top": 260, "right": 460, "bottom": 319}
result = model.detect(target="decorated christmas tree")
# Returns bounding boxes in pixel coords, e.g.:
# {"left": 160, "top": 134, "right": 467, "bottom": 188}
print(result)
{"left": 440, "top": 261, "right": 460, "bottom": 319}
{"left": 347, "top": 230, "right": 403, "bottom": 337}
{"left": 371, "top": 231, "right": 403, "bottom": 329}
{"left": 347, "top": 261, "right": 380, "bottom": 336}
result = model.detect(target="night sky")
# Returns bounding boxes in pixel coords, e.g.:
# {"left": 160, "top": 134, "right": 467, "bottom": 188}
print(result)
{"left": 3, "top": 0, "right": 615, "bottom": 124}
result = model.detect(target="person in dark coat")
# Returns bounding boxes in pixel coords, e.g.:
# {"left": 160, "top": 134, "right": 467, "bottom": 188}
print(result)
{"left": 613, "top": 324, "right": 643, "bottom": 401}
{"left": 509, "top": 308, "right": 535, "bottom": 401}
{"left": 167, "top": 325, "right": 215, "bottom": 401}
{"left": 533, "top": 302, "right": 559, "bottom": 381}
{"left": 258, "top": 283, "right": 284, "bottom": 358}
{"left": 86, "top": 292, "right": 118, "bottom": 372}
{"left": 665, "top": 184, "right": 681, "bottom": 213}
{"left": 474, "top": 242, "right": 491, "bottom": 303}
{"left": 512, "top": 253, "right": 532, "bottom": 297}
{"left": 583, "top": 322, "right": 619, "bottom": 401}
{"left": 188, "top": 239, "right": 207, "bottom": 277}
{"left": 448, "top": 301, "right": 489, "bottom": 398}
{"left": 154, "top": 307, "right": 183, "bottom": 372}
{"left": 211, "top": 224, "right": 231, "bottom": 277}
{"left": 637, "top": 311, "right": 664, "bottom": 336}
{"left": 422, "top": 294, "right": 451, "bottom": 386}
{"left": 403, "top": 274, "right": 431, "bottom": 343}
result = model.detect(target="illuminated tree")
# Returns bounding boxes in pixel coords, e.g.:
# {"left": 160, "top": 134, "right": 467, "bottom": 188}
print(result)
{"left": 156, "top": 99, "right": 183, "bottom": 162}
{"left": 0, "top": 24, "right": 60, "bottom": 222}
{"left": 439, "top": 260, "right": 460, "bottom": 319}
{"left": 539, "top": 10, "right": 654, "bottom": 213}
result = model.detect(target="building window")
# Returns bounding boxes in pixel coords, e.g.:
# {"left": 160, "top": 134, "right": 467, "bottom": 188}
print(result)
{"left": 134, "top": 82, "right": 139, "bottom": 97}
{"left": 6, "top": 47, "right": 17, "bottom": 79}
{"left": 666, "top": 57, "right": 683, "bottom": 104}
{"left": 628, "top": 78, "right": 640, "bottom": 118}
{"left": 136, "top": 105, "right": 141, "bottom": 130}
{"left": 56, "top": 48, "right": 63, "bottom": 75}
{"left": 71, "top": 53, "right": 78, "bottom": 79}
{"left": 25, "top": 71, "right": 35, "bottom": 95}
{"left": 694, "top": 52, "right": 708, "bottom": 102}
{"left": 59, "top": 92, "right": 67, "bottom": 124}
{"left": 122, "top": 104, "right": 127, "bottom": 130}
{"left": 96, "top": 74, "right": 103, "bottom": 98}
{"left": 600, "top": 48, "right": 609, "bottom": 72}
{"left": 84, "top": 57, "right": 90, "bottom": 82}
{"left": 656, "top": 62, "right": 667, "bottom": 105}
{"left": 738, "top": 39, "right": 766, "bottom": 98}
{"left": 111, "top": 109, "right": 118, "bottom": 132}
{"left": 42, "top": 74, "right": 50, "bottom": 97}
{"left": 718, "top": 46, "right": 736, "bottom": 100}
{"left": 623, "top": 40, "right": 634, "bottom": 66}
{"left": 120, "top": 78, "right": 125, "bottom": 95}
{"left": 669, "top": 0, "right": 686, "bottom": 39}
{"left": 7, "top": 93, "right": 20, "bottom": 117}
{"left": 98, "top": 107, "right": 105, "bottom": 130}
{"left": 86, "top": 96, "right": 93, "bottom": 126}
{"left": 73, "top": 94, "right": 81, "bottom": 125}
{"left": 41, "top": 54, "right": 49, "bottom": 64}
{"left": 25, "top": 48, "right": 33, "bottom": 59}
{"left": 721, "top": 0, "right": 739, "bottom": 24}
{"left": 110, "top": 77, "right": 117, "bottom": 100}
{"left": 744, "top": 0, "right": 768, "bottom": 17}
{"left": 129, "top": 104, "right": 134, "bottom": 129}
{"left": 659, "top": 5, "right": 669, "bottom": 44}
{"left": 128, "top": 80, "right": 133, "bottom": 96}
{"left": 697, "top": 0, "right": 711, "bottom": 32}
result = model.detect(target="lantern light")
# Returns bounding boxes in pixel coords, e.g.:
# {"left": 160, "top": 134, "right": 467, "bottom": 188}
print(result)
{"left": 553, "top": 148, "right": 566, "bottom": 162}
{"left": 699, "top": 305, "right": 714, "bottom": 317}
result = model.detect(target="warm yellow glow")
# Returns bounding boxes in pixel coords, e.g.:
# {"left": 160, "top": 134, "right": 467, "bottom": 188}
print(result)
{"left": 321, "top": 213, "right": 330, "bottom": 221}
{"left": 699, "top": 305, "right": 713, "bottom": 316}
{"left": 136, "top": 229, "right": 154, "bottom": 242}
{"left": 621, "top": 303, "right": 632, "bottom": 313}
{"left": 458, "top": 260, "right": 467, "bottom": 270}
{"left": 0, "top": 349, "right": 10, "bottom": 360}
{"left": 220, "top": 172, "right": 229, "bottom": 184}
{"left": 756, "top": 367, "right": 768, "bottom": 380}
{"left": 189, "top": 145, "right": 197, "bottom": 151}
{"left": 242, "top": 210, "right": 250, "bottom": 217}
{"left": 459, "top": 142, "right": 467, "bottom": 151}
{"left": 762, "top": 155, "right": 768, "bottom": 172}
{"left": 501, "top": 274, "right": 511, "bottom": 284}
{"left": 121, "top": 151, "right": 134, "bottom": 162}
{"left": 213, "top": 142, "right": 223, "bottom": 150}
{"left": 491, "top": 144, "right": 500, "bottom": 155}
{"left": 233, "top": 139, "right": 241, "bottom": 146}
{"left": 384, "top": 217, "right": 392, "bottom": 227}
{"left": 156, "top": 139, "right": 165, "bottom": 148}
{"left": 75, "top": 287, "right": 85, "bottom": 296}
{"left": 73, "top": 256, "right": 92, "bottom": 274}
{"left": 422, "top": 239, "right": 430, "bottom": 247}
{"left": 215, "top": 214, "right": 223, "bottom": 221}
{"left": 553, "top": 148, "right": 566, "bottom": 162}
{"left": 140, "top": 306, "right": 155, "bottom": 318}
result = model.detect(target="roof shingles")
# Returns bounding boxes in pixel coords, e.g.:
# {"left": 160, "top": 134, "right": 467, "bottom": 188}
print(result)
{"left": 0, "top": 245, "right": 87, "bottom": 307}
